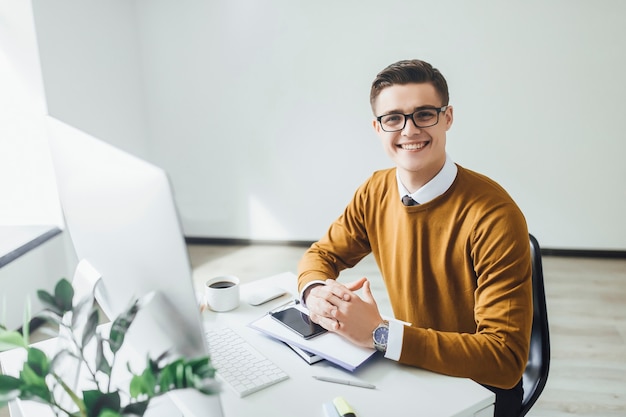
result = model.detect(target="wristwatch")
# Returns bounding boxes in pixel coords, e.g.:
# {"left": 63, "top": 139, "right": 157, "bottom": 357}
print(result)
{"left": 372, "top": 320, "right": 390, "bottom": 353}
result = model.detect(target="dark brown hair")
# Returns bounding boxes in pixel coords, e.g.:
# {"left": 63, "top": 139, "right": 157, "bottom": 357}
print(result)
{"left": 369, "top": 59, "right": 449, "bottom": 113}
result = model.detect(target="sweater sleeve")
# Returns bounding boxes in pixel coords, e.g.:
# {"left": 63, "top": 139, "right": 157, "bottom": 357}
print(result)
{"left": 297, "top": 180, "right": 373, "bottom": 291}
{"left": 397, "top": 205, "right": 533, "bottom": 389}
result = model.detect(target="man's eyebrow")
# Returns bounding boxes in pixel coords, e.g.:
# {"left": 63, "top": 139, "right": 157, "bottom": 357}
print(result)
{"left": 380, "top": 105, "right": 441, "bottom": 115}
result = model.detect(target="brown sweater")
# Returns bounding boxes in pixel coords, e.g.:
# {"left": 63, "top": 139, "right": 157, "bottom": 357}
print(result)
{"left": 298, "top": 165, "right": 532, "bottom": 389}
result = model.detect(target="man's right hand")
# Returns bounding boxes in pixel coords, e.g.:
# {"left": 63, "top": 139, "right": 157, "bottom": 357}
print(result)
{"left": 304, "top": 278, "right": 367, "bottom": 331}
{"left": 307, "top": 278, "right": 384, "bottom": 348}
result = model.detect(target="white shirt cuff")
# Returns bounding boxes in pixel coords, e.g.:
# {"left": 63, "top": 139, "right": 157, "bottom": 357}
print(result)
{"left": 384, "top": 318, "right": 407, "bottom": 361}
{"left": 299, "top": 280, "right": 326, "bottom": 306}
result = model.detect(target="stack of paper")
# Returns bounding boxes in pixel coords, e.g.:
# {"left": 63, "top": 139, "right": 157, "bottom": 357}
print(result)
{"left": 284, "top": 342, "right": 324, "bottom": 364}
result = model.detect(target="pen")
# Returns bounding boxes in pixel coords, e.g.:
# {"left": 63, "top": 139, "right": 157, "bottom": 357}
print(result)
{"left": 313, "top": 375, "right": 376, "bottom": 389}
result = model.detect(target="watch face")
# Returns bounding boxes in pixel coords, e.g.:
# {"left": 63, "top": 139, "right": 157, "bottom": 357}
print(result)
{"left": 374, "top": 326, "right": 388, "bottom": 344}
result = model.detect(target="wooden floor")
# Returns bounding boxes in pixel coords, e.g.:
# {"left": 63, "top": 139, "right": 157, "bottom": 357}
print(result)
{"left": 2, "top": 244, "right": 624, "bottom": 416}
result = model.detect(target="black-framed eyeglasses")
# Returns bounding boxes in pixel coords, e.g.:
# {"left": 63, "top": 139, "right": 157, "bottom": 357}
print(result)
{"left": 376, "top": 106, "right": 448, "bottom": 132}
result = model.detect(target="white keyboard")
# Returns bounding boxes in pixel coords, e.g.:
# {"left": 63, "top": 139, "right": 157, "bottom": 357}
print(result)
{"left": 205, "top": 327, "right": 289, "bottom": 397}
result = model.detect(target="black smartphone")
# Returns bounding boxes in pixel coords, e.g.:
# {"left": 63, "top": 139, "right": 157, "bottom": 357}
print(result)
{"left": 270, "top": 307, "right": 328, "bottom": 339}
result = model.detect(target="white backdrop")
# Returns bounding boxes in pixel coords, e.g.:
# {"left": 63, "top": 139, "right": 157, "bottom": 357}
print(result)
{"left": 11, "top": 0, "right": 626, "bottom": 250}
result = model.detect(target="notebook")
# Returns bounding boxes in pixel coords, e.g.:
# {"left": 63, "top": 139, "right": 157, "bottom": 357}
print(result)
{"left": 249, "top": 305, "right": 376, "bottom": 372}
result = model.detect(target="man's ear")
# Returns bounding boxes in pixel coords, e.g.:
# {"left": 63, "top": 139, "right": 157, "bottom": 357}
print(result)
{"left": 444, "top": 106, "right": 454, "bottom": 131}
{"left": 372, "top": 118, "right": 382, "bottom": 135}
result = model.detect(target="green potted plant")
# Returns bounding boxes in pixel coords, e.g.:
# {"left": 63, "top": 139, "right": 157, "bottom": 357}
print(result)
{"left": 0, "top": 278, "right": 218, "bottom": 417}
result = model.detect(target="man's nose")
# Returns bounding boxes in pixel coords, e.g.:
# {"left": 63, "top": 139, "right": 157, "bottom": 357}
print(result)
{"left": 402, "top": 116, "right": 422, "bottom": 135}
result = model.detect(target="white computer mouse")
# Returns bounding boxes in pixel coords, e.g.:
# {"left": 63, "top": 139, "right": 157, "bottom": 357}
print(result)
{"left": 247, "top": 286, "right": 288, "bottom": 306}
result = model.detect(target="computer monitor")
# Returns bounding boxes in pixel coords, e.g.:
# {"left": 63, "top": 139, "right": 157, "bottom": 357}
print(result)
{"left": 46, "top": 117, "right": 223, "bottom": 417}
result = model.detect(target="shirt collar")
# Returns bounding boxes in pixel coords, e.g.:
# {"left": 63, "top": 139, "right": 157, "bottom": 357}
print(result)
{"left": 396, "top": 154, "right": 458, "bottom": 204}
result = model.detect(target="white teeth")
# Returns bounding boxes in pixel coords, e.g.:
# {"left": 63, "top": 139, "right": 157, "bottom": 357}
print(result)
{"left": 400, "top": 143, "right": 426, "bottom": 150}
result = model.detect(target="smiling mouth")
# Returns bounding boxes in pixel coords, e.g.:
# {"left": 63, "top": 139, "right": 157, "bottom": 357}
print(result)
{"left": 398, "top": 142, "right": 428, "bottom": 150}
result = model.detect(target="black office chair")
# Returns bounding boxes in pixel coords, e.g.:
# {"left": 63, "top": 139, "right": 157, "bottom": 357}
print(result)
{"left": 520, "top": 234, "right": 550, "bottom": 416}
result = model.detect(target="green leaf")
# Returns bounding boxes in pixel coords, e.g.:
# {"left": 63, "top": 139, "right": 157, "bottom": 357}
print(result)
{"left": 175, "top": 360, "right": 186, "bottom": 388}
{"left": 121, "top": 400, "right": 149, "bottom": 416}
{"left": 109, "top": 300, "right": 139, "bottom": 354}
{"left": 18, "top": 381, "right": 51, "bottom": 403}
{"left": 188, "top": 357, "right": 215, "bottom": 378}
{"left": 37, "top": 290, "right": 62, "bottom": 315}
{"left": 185, "top": 364, "right": 196, "bottom": 386}
{"left": 0, "top": 374, "right": 22, "bottom": 391}
{"left": 0, "top": 374, "right": 22, "bottom": 405}
{"left": 129, "top": 367, "right": 156, "bottom": 399}
{"left": 26, "top": 347, "right": 49, "bottom": 377}
{"left": 54, "top": 278, "right": 74, "bottom": 313}
{"left": 146, "top": 358, "right": 157, "bottom": 374}
{"left": 96, "top": 335, "right": 112, "bottom": 375}
{"left": 20, "top": 363, "right": 45, "bottom": 387}
{"left": 81, "top": 308, "right": 99, "bottom": 347}
{"left": 0, "top": 328, "right": 28, "bottom": 350}
{"left": 156, "top": 363, "right": 173, "bottom": 393}
{"left": 18, "top": 355, "right": 51, "bottom": 403}
{"left": 83, "top": 390, "right": 121, "bottom": 417}
{"left": 150, "top": 356, "right": 216, "bottom": 394}
{"left": 98, "top": 410, "right": 123, "bottom": 417}
{"left": 72, "top": 294, "right": 95, "bottom": 328}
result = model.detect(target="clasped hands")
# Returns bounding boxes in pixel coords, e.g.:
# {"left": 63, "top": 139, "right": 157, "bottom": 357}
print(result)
{"left": 304, "top": 277, "right": 383, "bottom": 349}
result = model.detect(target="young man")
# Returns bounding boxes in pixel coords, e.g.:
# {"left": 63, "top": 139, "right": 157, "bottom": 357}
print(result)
{"left": 297, "top": 59, "right": 532, "bottom": 417}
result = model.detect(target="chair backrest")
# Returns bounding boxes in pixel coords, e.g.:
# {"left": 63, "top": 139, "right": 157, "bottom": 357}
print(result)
{"left": 520, "top": 234, "right": 551, "bottom": 416}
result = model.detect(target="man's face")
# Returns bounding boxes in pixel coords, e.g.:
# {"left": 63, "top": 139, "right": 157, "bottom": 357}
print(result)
{"left": 372, "top": 83, "right": 453, "bottom": 189}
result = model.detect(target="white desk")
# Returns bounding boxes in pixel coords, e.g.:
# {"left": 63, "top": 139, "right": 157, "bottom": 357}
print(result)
{"left": 0, "top": 271, "right": 495, "bottom": 417}
{"left": 205, "top": 272, "right": 495, "bottom": 417}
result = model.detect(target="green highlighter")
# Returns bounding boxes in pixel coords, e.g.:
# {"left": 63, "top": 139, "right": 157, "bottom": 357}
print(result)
{"left": 333, "top": 396, "right": 357, "bottom": 417}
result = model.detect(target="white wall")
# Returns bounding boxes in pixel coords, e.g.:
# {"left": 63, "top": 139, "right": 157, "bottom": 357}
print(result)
{"left": 19, "top": 0, "right": 626, "bottom": 250}
{"left": 134, "top": 0, "right": 391, "bottom": 242}
{"left": 31, "top": 0, "right": 149, "bottom": 157}
{"left": 135, "top": 0, "right": 626, "bottom": 249}
{"left": 0, "top": 0, "right": 61, "bottom": 227}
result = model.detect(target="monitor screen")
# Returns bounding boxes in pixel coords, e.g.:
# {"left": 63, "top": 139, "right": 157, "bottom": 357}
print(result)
{"left": 46, "top": 117, "right": 207, "bottom": 359}
{"left": 46, "top": 116, "right": 223, "bottom": 417}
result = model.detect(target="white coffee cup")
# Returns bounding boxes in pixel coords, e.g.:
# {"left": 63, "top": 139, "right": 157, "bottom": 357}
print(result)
{"left": 204, "top": 275, "right": 240, "bottom": 312}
